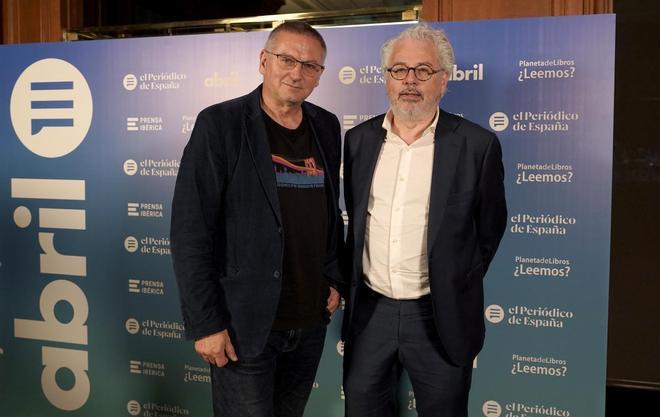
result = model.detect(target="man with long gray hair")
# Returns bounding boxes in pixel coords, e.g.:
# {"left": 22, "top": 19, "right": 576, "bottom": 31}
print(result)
{"left": 342, "top": 23, "right": 507, "bottom": 416}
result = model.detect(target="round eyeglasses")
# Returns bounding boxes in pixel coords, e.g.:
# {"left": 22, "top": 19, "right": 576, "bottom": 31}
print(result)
{"left": 264, "top": 50, "right": 325, "bottom": 77}
{"left": 386, "top": 64, "right": 442, "bottom": 81}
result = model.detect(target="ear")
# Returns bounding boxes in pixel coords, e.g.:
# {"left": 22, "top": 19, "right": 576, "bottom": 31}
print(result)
{"left": 258, "top": 50, "right": 267, "bottom": 75}
{"left": 439, "top": 70, "right": 449, "bottom": 95}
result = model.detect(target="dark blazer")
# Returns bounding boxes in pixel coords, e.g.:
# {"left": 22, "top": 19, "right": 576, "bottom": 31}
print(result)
{"left": 171, "top": 85, "right": 344, "bottom": 357}
{"left": 342, "top": 109, "right": 507, "bottom": 366}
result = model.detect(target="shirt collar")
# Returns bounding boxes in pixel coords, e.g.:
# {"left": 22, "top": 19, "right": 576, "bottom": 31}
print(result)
{"left": 382, "top": 107, "right": 440, "bottom": 147}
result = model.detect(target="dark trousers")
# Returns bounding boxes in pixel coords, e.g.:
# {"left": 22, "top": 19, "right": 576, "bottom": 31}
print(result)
{"left": 343, "top": 286, "right": 472, "bottom": 417}
{"left": 211, "top": 323, "right": 327, "bottom": 417}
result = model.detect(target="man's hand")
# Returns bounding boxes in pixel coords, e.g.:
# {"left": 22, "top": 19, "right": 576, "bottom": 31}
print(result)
{"left": 327, "top": 286, "right": 340, "bottom": 314}
{"left": 194, "top": 330, "right": 238, "bottom": 367}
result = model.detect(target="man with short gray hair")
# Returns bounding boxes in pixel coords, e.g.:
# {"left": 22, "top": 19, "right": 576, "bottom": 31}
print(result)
{"left": 172, "top": 21, "right": 344, "bottom": 417}
{"left": 342, "top": 23, "right": 507, "bottom": 416}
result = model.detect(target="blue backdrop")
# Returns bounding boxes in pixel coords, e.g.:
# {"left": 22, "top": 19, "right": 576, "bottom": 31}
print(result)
{"left": 0, "top": 15, "right": 615, "bottom": 417}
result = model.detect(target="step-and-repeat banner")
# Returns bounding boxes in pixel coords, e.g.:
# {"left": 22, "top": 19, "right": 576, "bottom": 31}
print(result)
{"left": 0, "top": 15, "right": 614, "bottom": 417}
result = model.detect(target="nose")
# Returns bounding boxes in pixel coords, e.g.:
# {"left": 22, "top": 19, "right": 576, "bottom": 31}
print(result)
{"left": 289, "top": 62, "right": 304, "bottom": 80}
{"left": 403, "top": 68, "right": 417, "bottom": 83}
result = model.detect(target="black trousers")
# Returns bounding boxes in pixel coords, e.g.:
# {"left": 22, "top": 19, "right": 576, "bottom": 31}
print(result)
{"left": 343, "top": 286, "right": 472, "bottom": 417}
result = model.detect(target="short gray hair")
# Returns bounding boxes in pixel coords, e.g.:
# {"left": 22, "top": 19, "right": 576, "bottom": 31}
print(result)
{"left": 265, "top": 21, "right": 327, "bottom": 57}
{"left": 381, "top": 23, "right": 455, "bottom": 75}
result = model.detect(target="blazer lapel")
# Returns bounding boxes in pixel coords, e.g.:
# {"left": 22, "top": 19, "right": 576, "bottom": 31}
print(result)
{"left": 244, "top": 86, "right": 282, "bottom": 226}
{"left": 352, "top": 117, "right": 386, "bottom": 257}
{"left": 427, "top": 111, "right": 464, "bottom": 252}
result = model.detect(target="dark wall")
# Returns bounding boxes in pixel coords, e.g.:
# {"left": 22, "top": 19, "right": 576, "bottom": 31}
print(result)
{"left": 608, "top": 0, "right": 660, "bottom": 389}
{"left": 82, "top": 0, "right": 285, "bottom": 26}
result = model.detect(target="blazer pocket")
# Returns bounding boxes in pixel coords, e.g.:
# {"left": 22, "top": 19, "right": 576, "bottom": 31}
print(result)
{"left": 446, "top": 188, "right": 477, "bottom": 206}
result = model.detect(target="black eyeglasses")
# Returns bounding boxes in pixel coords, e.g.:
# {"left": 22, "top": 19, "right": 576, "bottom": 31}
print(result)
{"left": 386, "top": 64, "right": 442, "bottom": 81}
{"left": 264, "top": 50, "right": 325, "bottom": 76}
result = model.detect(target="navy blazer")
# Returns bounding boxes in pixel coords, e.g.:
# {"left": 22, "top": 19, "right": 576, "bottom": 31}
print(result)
{"left": 342, "top": 110, "right": 507, "bottom": 366}
{"left": 171, "top": 85, "right": 344, "bottom": 357}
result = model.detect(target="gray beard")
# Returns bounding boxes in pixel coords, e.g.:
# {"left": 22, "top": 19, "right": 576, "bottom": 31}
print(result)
{"left": 391, "top": 102, "right": 436, "bottom": 124}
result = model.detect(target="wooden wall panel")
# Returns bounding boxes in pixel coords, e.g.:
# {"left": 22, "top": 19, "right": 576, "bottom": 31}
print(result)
{"left": 422, "top": 0, "right": 613, "bottom": 21}
{"left": 61, "top": 0, "right": 84, "bottom": 32}
{"left": 2, "top": 0, "right": 75, "bottom": 43}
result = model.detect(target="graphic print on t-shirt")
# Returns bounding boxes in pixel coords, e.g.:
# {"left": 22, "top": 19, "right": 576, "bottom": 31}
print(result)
{"left": 272, "top": 154, "right": 325, "bottom": 189}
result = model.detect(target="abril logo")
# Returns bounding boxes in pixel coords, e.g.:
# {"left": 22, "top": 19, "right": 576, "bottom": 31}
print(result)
{"left": 10, "top": 58, "right": 93, "bottom": 158}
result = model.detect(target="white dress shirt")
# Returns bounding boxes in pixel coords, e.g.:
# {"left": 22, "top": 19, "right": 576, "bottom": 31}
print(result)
{"left": 362, "top": 108, "right": 439, "bottom": 299}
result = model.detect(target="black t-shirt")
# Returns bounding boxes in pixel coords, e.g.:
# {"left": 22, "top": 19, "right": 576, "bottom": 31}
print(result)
{"left": 263, "top": 110, "right": 329, "bottom": 330}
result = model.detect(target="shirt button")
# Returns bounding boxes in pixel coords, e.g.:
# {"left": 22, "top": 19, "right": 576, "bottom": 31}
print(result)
{"left": 392, "top": 239, "right": 399, "bottom": 244}
{"left": 399, "top": 177, "right": 405, "bottom": 182}
{"left": 273, "top": 270, "right": 281, "bottom": 279}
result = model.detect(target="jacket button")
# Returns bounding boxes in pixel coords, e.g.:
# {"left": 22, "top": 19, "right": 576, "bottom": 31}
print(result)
{"left": 278, "top": 227, "right": 282, "bottom": 234}
{"left": 273, "top": 270, "right": 281, "bottom": 279}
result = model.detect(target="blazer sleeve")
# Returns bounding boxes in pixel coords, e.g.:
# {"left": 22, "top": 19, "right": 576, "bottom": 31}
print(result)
{"left": 476, "top": 133, "right": 508, "bottom": 272}
{"left": 170, "top": 110, "right": 231, "bottom": 340}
